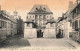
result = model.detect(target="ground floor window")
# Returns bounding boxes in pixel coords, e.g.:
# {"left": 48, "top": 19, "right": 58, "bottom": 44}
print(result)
{"left": 75, "top": 20, "right": 78, "bottom": 30}
{"left": 50, "top": 23, "right": 54, "bottom": 27}
{"left": 27, "top": 23, "right": 30, "bottom": 27}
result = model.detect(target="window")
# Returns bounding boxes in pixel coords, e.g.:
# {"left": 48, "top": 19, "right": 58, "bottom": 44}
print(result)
{"left": 27, "top": 16, "right": 28, "bottom": 19}
{"left": 50, "top": 23, "right": 54, "bottom": 27}
{"left": 33, "top": 16, "right": 34, "bottom": 18}
{"left": 0, "top": 21, "right": 7, "bottom": 28}
{"left": 72, "top": 22, "right": 75, "bottom": 29}
{"left": 35, "top": 15, "right": 38, "bottom": 19}
{"left": 0, "top": 21, "right": 2, "bottom": 28}
{"left": 1, "top": 21, "right": 4, "bottom": 27}
{"left": 4, "top": 22, "right": 7, "bottom": 28}
{"left": 75, "top": 20, "right": 78, "bottom": 29}
{"left": 43, "top": 21, "right": 46, "bottom": 25}
{"left": 79, "top": 20, "right": 80, "bottom": 29}
{"left": 39, "top": 15, "right": 42, "bottom": 19}
{"left": 30, "top": 16, "right": 31, "bottom": 18}
{"left": 43, "top": 15, "right": 46, "bottom": 19}
{"left": 70, "top": 22, "right": 72, "bottom": 27}
{"left": 11, "top": 24, "right": 13, "bottom": 28}
{"left": 27, "top": 23, "right": 30, "bottom": 27}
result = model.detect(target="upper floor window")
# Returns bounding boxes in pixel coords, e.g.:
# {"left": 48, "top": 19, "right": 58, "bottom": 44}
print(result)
{"left": 4, "top": 22, "right": 7, "bottom": 28}
{"left": 79, "top": 20, "right": 80, "bottom": 29}
{"left": 27, "top": 16, "right": 28, "bottom": 19}
{"left": 43, "top": 21, "right": 46, "bottom": 25}
{"left": 50, "top": 16, "right": 52, "bottom": 19}
{"left": 2, "top": 21, "right": 4, "bottom": 27}
{"left": 43, "top": 15, "right": 46, "bottom": 19}
{"left": 0, "top": 20, "right": 1, "bottom": 28}
{"left": 39, "top": 15, "right": 42, "bottom": 19}
{"left": 30, "top": 16, "right": 31, "bottom": 18}
{"left": 35, "top": 15, "right": 38, "bottom": 19}
{"left": 11, "top": 24, "right": 13, "bottom": 28}
{"left": 47, "top": 16, "right": 48, "bottom": 18}
{"left": 0, "top": 21, "right": 7, "bottom": 28}
{"left": 72, "top": 22, "right": 75, "bottom": 29}
{"left": 36, "top": 8, "right": 38, "bottom": 10}
{"left": 33, "top": 16, "right": 34, "bottom": 18}
{"left": 75, "top": 20, "right": 78, "bottom": 30}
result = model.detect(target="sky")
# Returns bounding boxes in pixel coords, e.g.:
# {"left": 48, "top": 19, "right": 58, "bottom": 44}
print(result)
{"left": 0, "top": 0, "right": 76, "bottom": 21}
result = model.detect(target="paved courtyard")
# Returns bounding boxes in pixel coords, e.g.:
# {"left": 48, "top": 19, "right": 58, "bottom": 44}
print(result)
{"left": 0, "top": 36, "right": 76, "bottom": 49}
{"left": 28, "top": 38, "right": 75, "bottom": 48}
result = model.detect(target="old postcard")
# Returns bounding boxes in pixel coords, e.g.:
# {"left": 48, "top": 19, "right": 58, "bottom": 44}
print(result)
{"left": 0, "top": 0, "right": 80, "bottom": 51}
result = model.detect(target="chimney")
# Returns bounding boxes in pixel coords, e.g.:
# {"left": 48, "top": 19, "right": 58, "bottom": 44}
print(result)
{"left": 68, "top": 1, "right": 74, "bottom": 10}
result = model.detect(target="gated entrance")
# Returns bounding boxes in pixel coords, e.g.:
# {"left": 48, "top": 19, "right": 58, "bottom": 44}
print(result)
{"left": 37, "top": 30, "right": 43, "bottom": 38}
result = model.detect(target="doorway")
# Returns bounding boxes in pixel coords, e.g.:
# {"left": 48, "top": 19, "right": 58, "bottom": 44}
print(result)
{"left": 37, "top": 30, "right": 43, "bottom": 38}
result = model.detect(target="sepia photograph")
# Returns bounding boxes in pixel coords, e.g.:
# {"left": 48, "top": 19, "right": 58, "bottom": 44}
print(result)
{"left": 0, "top": 0, "right": 80, "bottom": 51}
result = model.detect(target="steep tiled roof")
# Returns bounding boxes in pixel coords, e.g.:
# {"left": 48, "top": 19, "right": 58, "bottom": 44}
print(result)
{"left": 28, "top": 5, "right": 53, "bottom": 14}
{"left": 71, "top": 2, "right": 80, "bottom": 13}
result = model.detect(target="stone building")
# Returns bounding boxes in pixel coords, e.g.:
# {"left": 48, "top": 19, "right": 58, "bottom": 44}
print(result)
{"left": 24, "top": 5, "right": 56, "bottom": 38}
{"left": 56, "top": 1, "right": 80, "bottom": 40}
{"left": 69, "top": 2, "right": 80, "bottom": 42}
{"left": 13, "top": 10, "right": 24, "bottom": 35}
{"left": 0, "top": 10, "right": 17, "bottom": 39}
{"left": 56, "top": 17, "right": 64, "bottom": 38}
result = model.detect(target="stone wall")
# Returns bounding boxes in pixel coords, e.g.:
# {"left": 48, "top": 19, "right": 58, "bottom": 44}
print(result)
{"left": 43, "top": 29, "right": 56, "bottom": 38}
{"left": 24, "top": 28, "right": 37, "bottom": 38}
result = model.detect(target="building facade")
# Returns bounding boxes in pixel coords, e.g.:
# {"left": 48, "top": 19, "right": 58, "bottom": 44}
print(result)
{"left": 24, "top": 5, "right": 56, "bottom": 38}
{"left": 56, "top": 1, "right": 80, "bottom": 41}
{"left": 56, "top": 17, "right": 64, "bottom": 38}
{"left": 69, "top": 2, "right": 80, "bottom": 42}
{"left": 0, "top": 6, "right": 17, "bottom": 40}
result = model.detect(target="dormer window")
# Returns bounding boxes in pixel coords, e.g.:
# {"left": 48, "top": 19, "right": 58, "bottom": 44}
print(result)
{"left": 36, "top": 8, "right": 38, "bottom": 10}
{"left": 44, "top": 8, "right": 46, "bottom": 10}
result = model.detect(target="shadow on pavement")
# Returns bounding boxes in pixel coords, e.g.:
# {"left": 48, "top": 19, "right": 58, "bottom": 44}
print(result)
{"left": 0, "top": 36, "right": 31, "bottom": 48}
